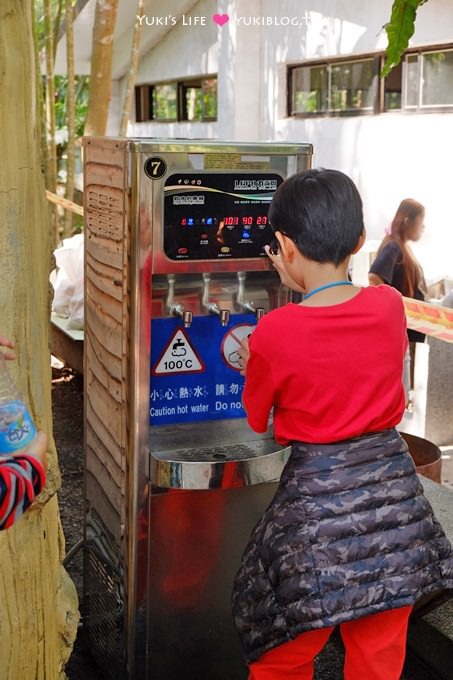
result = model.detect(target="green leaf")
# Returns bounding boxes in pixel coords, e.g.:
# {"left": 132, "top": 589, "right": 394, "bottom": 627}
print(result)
{"left": 381, "top": 0, "right": 429, "bottom": 77}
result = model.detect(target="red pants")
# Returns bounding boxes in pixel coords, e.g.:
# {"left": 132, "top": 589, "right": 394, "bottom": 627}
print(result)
{"left": 248, "top": 606, "right": 412, "bottom": 680}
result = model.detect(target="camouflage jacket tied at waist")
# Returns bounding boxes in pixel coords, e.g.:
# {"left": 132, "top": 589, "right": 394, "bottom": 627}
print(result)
{"left": 232, "top": 428, "right": 453, "bottom": 663}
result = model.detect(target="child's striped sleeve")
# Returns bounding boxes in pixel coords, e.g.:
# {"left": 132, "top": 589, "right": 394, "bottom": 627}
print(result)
{"left": 0, "top": 455, "right": 46, "bottom": 529}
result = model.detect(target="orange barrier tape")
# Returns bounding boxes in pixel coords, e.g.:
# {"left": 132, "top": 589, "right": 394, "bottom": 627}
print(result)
{"left": 46, "top": 190, "right": 84, "bottom": 216}
{"left": 404, "top": 297, "right": 453, "bottom": 343}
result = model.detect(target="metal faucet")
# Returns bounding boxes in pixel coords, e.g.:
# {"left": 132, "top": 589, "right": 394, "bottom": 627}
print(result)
{"left": 202, "top": 273, "right": 230, "bottom": 326}
{"left": 236, "top": 271, "right": 265, "bottom": 320}
{"left": 181, "top": 310, "right": 193, "bottom": 327}
{"left": 166, "top": 274, "right": 193, "bottom": 327}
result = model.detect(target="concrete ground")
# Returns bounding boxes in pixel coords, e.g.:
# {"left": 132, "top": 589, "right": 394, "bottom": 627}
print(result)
{"left": 314, "top": 634, "right": 437, "bottom": 679}
{"left": 440, "top": 448, "right": 453, "bottom": 490}
{"left": 406, "top": 473, "right": 453, "bottom": 680}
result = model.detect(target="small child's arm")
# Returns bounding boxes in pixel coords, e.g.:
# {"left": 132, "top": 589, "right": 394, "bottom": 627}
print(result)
{"left": 0, "top": 335, "right": 16, "bottom": 360}
{"left": 0, "top": 337, "right": 47, "bottom": 529}
{"left": 0, "top": 432, "right": 47, "bottom": 530}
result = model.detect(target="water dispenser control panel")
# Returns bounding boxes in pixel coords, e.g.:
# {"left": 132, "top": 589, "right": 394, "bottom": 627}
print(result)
{"left": 163, "top": 173, "right": 283, "bottom": 260}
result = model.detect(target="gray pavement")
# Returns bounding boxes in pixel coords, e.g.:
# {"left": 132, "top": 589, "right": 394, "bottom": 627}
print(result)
{"left": 314, "top": 632, "right": 439, "bottom": 679}
{"left": 441, "top": 449, "right": 453, "bottom": 491}
{"left": 312, "top": 473, "right": 453, "bottom": 680}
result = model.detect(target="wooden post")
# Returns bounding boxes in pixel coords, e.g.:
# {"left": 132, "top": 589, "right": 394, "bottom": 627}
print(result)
{"left": 0, "top": 2, "right": 79, "bottom": 678}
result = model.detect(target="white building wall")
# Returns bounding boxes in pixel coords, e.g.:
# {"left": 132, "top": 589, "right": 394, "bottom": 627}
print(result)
{"left": 126, "top": 0, "right": 453, "bottom": 280}
{"left": 129, "top": 0, "right": 219, "bottom": 138}
{"left": 106, "top": 80, "right": 123, "bottom": 136}
{"left": 135, "top": 0, "right": 218, "bottom": 82}
{"left": 258, "top": 0, "right": 453, "bottom": 278}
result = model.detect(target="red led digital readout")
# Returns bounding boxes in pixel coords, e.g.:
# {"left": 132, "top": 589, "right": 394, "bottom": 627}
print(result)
{"left": 222, "top": 216, "right": 268, "bottom": 226}
{"left": 179, "top": 215, "right": 269, "bottom": 227}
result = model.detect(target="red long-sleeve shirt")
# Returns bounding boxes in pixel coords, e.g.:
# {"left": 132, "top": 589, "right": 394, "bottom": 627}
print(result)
{"left": 0, "top": 454, "right": 46, "bottom": 529}
{"left": 243, "top": 285, "right": 407, "bottom": 445}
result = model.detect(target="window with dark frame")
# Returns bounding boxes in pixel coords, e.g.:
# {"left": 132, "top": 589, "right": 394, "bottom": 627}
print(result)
{"left": 181, "top": 77, "right": 217, "bottom": 121}
{"left": 289, "top": 46, "right": 453, "bottom": 117}
{"left": 292, "top": 65, "right": 328, "bottom": 114}
{"left": 135, "top": 76, "right": 217, "bottom": 123}
{"left": 152, "top": 83, "right": 178, "bottom": 121}
{"left": 290, "top": 57, "right": 379, "bottom": 116}
{"left": 401, "top": 49, "right": 453, "bottom": 109}
{"left": 330, "top": 58, "right": 378, "bottom": 112}
{"left": 383, "top": 61, "right": 402, "bottom": 111}
{"left": 404, "top": 54, "right": 421, "bottom": 108}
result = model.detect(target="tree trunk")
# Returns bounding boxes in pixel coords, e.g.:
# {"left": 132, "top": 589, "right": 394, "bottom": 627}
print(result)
{"left": 119, "top": 0, "right": 144, "bottom": 136}
{"left": 44, "top": 0, "right": 58, "bottom": 246}
{"left": 53, "top": 0, "right": 64, "bottom": 61}
{"left": 44, "top": 0, "right": 57, "bottom": 194}
{"left": 64, "top": 0, "right": 76, "bottom": 237}
{"left": 32, "top": 0, "right": 48, "bottom": 180}
{"left": 84, "top": 0, "right": 120, "bottom": 137}
{"left": 0, "top": 2, "right": 79, "bottom": 679}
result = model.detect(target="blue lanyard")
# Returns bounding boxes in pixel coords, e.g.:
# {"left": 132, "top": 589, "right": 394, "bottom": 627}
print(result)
{"left": 303, "top": 280, "right": 353, "bottom": 301}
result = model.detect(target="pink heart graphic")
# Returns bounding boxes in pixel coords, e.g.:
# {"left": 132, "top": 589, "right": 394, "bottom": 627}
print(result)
{"left": 213, "top": 13, "right": 229, "bottom": 27}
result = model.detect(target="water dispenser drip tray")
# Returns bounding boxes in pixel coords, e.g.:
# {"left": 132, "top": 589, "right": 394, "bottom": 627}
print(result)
{"left": 148, "top": 439, "right": 290, "bottom": 490}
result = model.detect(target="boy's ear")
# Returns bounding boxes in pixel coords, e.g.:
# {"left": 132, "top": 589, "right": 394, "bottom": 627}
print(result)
{"left": 275, "top": 231, "right": 297, "bottom": 261}
{"left": 352, "top": 230, "right": 366, "bottom": 255}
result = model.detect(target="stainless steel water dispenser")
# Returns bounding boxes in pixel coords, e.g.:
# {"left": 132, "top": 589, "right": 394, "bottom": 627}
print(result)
{"left": 83, "top": 138, "right": 312, "bottom": 679}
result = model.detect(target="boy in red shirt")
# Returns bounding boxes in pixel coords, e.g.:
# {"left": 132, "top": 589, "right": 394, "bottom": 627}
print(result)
{"left": 232, "top": 169, "right": 453, "bottom": 680}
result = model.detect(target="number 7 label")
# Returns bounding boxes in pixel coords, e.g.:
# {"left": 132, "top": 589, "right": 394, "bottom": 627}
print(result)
{"left": 145, "top": 156, "right": 167, "bottom": 180}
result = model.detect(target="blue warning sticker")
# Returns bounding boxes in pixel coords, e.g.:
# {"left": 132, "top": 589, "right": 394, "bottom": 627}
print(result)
{"left": 150, "top": 314, "right": 256, "bottom": 425}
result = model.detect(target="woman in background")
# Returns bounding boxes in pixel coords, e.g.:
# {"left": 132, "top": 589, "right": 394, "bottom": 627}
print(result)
{"left": 369, "top": 199, "right": 427, "bottom": 406}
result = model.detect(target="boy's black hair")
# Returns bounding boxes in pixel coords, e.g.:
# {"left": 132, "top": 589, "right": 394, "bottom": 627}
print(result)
{"left": 268, "top": 168, "right": 364, "bottom": 265}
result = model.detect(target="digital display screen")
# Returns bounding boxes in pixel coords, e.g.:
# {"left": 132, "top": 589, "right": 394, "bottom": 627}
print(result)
{"left": 163, "top": 173, "right": 283, "bottom": 260}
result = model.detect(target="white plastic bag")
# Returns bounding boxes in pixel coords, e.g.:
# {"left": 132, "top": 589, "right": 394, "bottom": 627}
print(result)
{"left": 51, "top": 234, "right": 84, "bottom": 329}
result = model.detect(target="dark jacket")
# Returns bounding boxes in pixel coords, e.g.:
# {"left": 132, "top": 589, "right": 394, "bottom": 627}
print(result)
{"left": 232, "top": 429, "right": 453, "bottom": 663}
